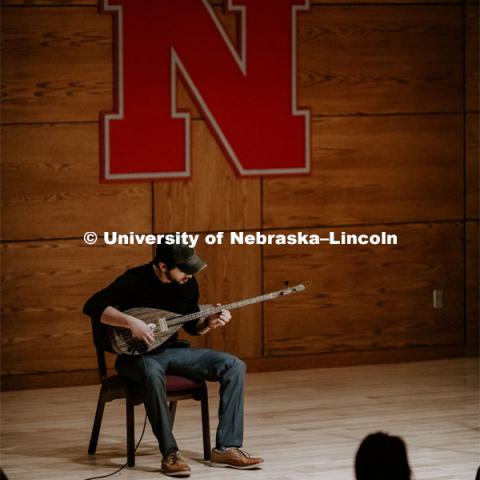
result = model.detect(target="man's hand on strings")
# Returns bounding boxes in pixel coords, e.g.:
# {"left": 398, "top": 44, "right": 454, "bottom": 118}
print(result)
{"left": 207, "top": 304, "right": 232, "bottom": 329}
{"left": 129, "top": 316, "right": 155, "bottom": 345}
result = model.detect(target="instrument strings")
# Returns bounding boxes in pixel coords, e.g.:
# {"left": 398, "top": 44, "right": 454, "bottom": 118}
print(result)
{"left": 166, "top": 287, "right": 301, "bottom": 328}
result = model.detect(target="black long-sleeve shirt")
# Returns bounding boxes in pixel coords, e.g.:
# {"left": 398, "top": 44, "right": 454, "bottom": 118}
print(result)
{"left": 83, "top": 263, "right": 200, "bottom": 353}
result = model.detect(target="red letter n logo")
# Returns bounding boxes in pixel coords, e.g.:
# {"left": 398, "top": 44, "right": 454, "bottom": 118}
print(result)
{"left": 101, "top": 0, "right": 311, "bottom": 180}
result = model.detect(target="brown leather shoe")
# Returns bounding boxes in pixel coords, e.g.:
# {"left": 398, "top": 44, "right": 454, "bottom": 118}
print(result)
{"left": 210, "top": 447, "right": 264, "bottom": 470}
{"left": 161, "top": 451, "right": 191, "bottom": 477}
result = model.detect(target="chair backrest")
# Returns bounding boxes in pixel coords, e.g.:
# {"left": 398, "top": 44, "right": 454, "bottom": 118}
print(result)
{"left": 87, "top": 314, "right": 112, "bottom": 381}
{"left": 95, "top": 347, "right": 109, "bottom": 380}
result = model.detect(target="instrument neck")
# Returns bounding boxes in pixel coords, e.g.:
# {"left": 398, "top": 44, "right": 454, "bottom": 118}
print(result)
{"left": 167, "top": 290, "right": 286, "bottom": 327}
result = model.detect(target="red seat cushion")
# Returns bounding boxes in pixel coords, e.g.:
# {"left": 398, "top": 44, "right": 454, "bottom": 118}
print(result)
{"left": 166, "top": 375, "right": 202, "bottom": 392}
{"left": 103, "top": 374, "right": 202, "bottom": 392}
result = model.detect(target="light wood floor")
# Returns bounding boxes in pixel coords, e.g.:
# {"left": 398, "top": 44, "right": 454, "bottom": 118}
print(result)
{"left": 1, "top": 358, "right": 479, "bottom": 480}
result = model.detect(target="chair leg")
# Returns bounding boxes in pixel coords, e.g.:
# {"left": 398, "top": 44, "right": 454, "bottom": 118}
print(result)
{"left": 88, "top": 385, "right": 107, "bottom": 455}
{"left": 126, "top": 392, "right": 135, "bottom": 467}
{"left": 169, "top": 401, "right": 178, "bottom": 428}
{"left": 200, "top": 385, "right": 211, "bottom": 460}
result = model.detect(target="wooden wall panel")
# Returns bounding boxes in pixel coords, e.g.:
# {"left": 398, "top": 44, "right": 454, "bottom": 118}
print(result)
{"left": 466, "top": 3, "right": 479, "bottom": 112}
{"left": 2, "top": 0, "right": 224, "bottom": 5}
{"left": 466, "top": 113, "right": 479, "bottom": 221}
{"left": 1, "top": 0, "right": 464, "bottom": 4}
{"left": 466, "top": 221, "right": 479, "bottom": 357}
{"left": 298, "top": 6, "right": 463, "bottom": 115}
{"left": 310, "top": 0, "right": 461, "bottom": 3}
{"left": 1, "top": 5, "right": 464, "bottom": 124}
{"left": 1, "top": 123, "right": 152, "bottom": 240}
{"left": 180, "top": 238, "right": 262, "bottom": 359}
{"left": 1, "top": 0, "right": 465, "bottom": 5}
{"left": 1, "top": 240, "right": 151, "bottom": 376}
{"left": 3, "top": 1, "right": 96, "bottom": 4}
{"left": 0, "top": 5, "right": 236, "bottom": 124}
{"left": 1, "top": 370, "right": 101, "bottom": 391}
{"left": 0, "top": 2, "right": 472, "bottom": 388}
{"left": 1, "top": 6, "right": 112, "bottom": 123}
{"left": 153, "top": 121, "right": 261, "bottom": 233}
{"left": 244, "top": 345, "right": 464, "bottom": 374}
{"left": 312, "top": 0, "right": 462, "bottom": 2}
{"left": 264, "top": 114, "right": 464, "bottom": 228}
{"left": 263, "top": 223, "right": 464, "bottom": 356}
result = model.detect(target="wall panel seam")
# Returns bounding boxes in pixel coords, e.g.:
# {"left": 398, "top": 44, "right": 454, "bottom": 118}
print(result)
{"left": 0, "top": 112, "right": 468, "bottom": 129}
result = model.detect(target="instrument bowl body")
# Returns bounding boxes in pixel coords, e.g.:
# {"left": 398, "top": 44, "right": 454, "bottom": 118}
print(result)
{"left": 109, "top": 308, "right": 182, "bottom": 355}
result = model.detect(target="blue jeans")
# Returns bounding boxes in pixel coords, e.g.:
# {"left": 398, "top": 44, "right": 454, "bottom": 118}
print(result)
{"left": 116, "top": 347, "right": 246, "bottom": 456}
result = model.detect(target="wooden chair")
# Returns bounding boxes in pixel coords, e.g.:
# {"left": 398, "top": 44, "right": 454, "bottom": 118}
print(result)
{"left": 88, "top": 348, "right": 211, "bottom": 467}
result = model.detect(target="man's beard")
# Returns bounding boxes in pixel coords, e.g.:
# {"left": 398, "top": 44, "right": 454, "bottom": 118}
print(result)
{"left": 166, "top": 270, "right": 188, "bottom": 284}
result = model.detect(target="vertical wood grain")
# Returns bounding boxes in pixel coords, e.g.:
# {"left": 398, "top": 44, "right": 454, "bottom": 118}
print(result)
{"left": 153, "top": 121, "right": 261, "bottom": 233}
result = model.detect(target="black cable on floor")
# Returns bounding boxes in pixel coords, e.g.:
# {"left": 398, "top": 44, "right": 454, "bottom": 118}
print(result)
{"left": 83, "top": 411, "right": 148, "bottom": 480}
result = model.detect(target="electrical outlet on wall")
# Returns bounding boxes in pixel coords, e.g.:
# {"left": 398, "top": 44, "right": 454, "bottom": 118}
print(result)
{"left": 433, "top": 289, "right": 443, "bottom": 309}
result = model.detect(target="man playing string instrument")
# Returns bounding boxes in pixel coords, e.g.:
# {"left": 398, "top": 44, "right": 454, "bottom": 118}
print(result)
{"left": 83, "top": 243, "right": 263, "bottom": 477}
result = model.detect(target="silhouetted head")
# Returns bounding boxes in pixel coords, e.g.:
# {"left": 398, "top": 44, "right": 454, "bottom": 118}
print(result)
{"left": 355, "top": 432, "right": 411, "bottom": 480}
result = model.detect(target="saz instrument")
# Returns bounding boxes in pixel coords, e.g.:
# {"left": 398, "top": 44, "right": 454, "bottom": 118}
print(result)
{"left": 109, "top": 282, "right": 310, "bottom": 355}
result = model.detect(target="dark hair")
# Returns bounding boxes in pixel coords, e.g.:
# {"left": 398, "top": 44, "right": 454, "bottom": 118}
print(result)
{"left": 355, "top": 432, "right": 411, "bottom": 480}
{"left": 153, "top": 243, "right": 207, "bottom": 274}
{"left": 153, "top": 244, "right": 176, "bottom": 269}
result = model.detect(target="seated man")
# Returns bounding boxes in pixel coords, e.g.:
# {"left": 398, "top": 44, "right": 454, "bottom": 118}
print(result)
{"left": 83, "top": 243, "right": 263, "bottom": 477}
